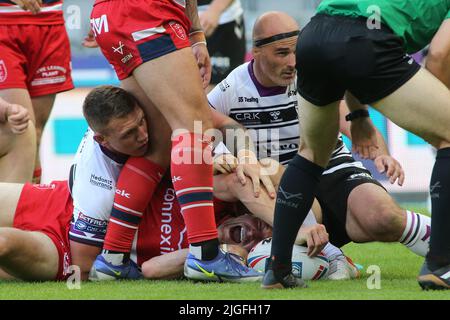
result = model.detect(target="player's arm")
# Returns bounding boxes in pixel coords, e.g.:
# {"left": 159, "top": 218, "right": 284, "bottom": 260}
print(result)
{"left": 426, "top": 19, "right": 450, "bottom": 88}
{"left": 10, "top": 0, "right": 42, "bottom": 15}
{"left": 213, "top": 165, "right": 328, "bottom": 256}
{"left": 339, "top": 97, "right": 405, "bottom": 185}
{"left": 140, "top": 244, "right": 247, "bottom": 279}
{"left": 199, "top": 0, "right": 234, "bottom": 37}
{"left": 186, "top": 0, "right": 211, "bottom": 88}
{"left": 340, "top": 93, "right": 381, "bottom": 159}
{"left": 211, "top": 109, "right": 276, "bottom": 198}
{"left": 69, "top": 240, "right": 102, "bottom": 281}
{"left": 141, "top": 249, "right": 188, "bottom": 279}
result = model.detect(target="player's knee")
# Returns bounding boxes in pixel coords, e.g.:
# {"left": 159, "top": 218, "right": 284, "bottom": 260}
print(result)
{"left": 370, "top": 205, "right": 403, "bottom": 240}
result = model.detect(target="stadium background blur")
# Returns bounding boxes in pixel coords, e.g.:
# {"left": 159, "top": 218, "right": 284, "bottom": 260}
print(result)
{"left": 42, "top": 0, "right": 433, "bottom": 208}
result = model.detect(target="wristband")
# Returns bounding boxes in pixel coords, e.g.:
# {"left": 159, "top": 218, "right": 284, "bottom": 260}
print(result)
{"left": 345, "top": 109, "right": 369, "bottom": 121}
{"left": 189, "top": 30, "right": 206, "bottom": 46}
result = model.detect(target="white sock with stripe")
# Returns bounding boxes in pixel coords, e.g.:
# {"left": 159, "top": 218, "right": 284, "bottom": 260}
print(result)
{"left": 399, "top": 210, "right": 431, "bottom": 257}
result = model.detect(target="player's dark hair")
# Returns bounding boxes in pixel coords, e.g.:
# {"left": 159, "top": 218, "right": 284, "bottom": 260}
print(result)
{"left": 83, "top": 85, "right": 138, "bottom": 133}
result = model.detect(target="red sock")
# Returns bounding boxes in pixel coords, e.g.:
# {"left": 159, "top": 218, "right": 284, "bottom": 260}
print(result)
{"left": 103, "top": 157, "right": 165, "bottom": 252}
{"left": 171, "top": 132, "right": 218, "bottom": 244}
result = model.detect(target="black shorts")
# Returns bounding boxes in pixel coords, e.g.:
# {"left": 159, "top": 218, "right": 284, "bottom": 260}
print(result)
{"left": 316, "top": 166, "right": 385, "bottom": 247}
{"left": 207, "top": 15, "right": 246, "bottom": 85}
{"left": 296, "top": 14, "right": 421, "bottom": 106}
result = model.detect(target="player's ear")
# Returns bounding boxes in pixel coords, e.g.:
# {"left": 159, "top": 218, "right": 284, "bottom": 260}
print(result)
{"left": 93, "top": 133, "right": 108, "bottom": 147}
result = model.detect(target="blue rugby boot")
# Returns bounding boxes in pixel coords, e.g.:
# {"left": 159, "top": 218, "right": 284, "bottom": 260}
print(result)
{"left": 184, "top": 249, "right": 263, "bottom": 282}
{"left": 89, "top": 254, "right": 143, "bottom": 281}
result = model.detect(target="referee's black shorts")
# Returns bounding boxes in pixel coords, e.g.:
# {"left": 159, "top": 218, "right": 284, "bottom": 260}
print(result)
{"left": 296, "top": 13, "right": 421, "bottom": 106}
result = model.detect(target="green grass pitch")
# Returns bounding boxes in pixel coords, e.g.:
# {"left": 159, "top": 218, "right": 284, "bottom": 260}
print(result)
{"left": 0, "top": 242, "right": 447, "bottom": 300}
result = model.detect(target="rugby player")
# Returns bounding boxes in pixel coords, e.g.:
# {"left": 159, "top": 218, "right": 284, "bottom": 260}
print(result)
{"left": 0, "top": 0, "right": 73, "bottom": 183}
{"left": 208, "top": 12, "right": 432, "bottom": 284}
{"left": 265, "top": 1, "right": 450, "bottom": 290}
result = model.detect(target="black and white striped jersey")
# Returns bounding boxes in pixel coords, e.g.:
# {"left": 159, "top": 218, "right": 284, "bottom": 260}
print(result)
{"left": 208, "top": 60, "right": 364, "bottom": 174}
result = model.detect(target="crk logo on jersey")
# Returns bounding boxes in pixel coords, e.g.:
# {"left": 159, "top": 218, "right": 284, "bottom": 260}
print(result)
{"left": 90, "top": 14, "right": 109, "bottom": 36}
{"left": 115, "top": 188, "right": 130, "bottom": 198}
{"left": 234, "top": 112, "right": 260, "bottom": 121}
{"left": 0, "top": 60, "right": 7, "bottom": 83}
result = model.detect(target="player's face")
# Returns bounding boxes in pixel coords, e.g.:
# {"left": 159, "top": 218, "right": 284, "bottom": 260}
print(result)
{"left": 217, "top": 214, "right": 272, "bottom": 252}
{"left": 102, "top": 107, "right": 149, "bottom": 157}
{"left": 258, "top": 37, "right": 297, "bottom": 86}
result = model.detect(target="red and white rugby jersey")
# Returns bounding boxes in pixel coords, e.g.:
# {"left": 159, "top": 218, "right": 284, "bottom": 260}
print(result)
{"left": 0, "top": 0, "right": 64, "bottom": 25}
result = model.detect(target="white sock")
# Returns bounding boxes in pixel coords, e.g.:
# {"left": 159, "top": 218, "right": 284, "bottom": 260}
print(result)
{"left": 101, "top": 252, "right": 126, "bottom": 266}
{"left": 399, "top": 210, "right": 431, "bottom": 257}
{"left": 322, "top": 243, "right": 343, "bottom": 260}
{"left": 189, "top": 245, "right": 203, "bottom": 260}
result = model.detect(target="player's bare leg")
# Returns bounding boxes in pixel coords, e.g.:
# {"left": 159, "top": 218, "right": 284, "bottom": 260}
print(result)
{"left": 31, "top": 94, "right": 56, "bottom": 183}
{"left": 0, "top": 182, "right": 22, "bottom": 227}
{"left": 132, "top": 48, "right": 213, "bottom": 132}
{"left": 0, "top": 228, "right": 59, "bottom": 281}
{"left": 370, "top": 68, "right": 450, "bottom": 290}
{"left": 0, "top": 89, "right": 36, "bottom": 182}
{"left": 0, "top": 182, "right": 58, "bottom": 281}
{"left": 132, "top": 48, "right": 261, "bottom": 282}
{"left": 346, "top": 183, "right": 431, "bottom": 257}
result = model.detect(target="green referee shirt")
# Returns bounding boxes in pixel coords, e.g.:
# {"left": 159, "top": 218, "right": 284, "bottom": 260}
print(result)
{"left": 317, "top": 0, "right": 450, "bottom": 53}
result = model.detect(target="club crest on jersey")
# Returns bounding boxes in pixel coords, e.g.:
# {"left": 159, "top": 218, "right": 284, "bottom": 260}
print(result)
{"left": 0, "top": 60, "right": 7, "bottom": 83}
{"left": 169, "top": 21, "right": 187, "bottom": 40}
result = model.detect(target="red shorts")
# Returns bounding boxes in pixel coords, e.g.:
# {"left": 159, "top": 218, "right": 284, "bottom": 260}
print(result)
{"left": 0, "top": 24, "right": 73, "bottom": 97}
{"left": 13, "top": 181, "right": 73, "bottom": 281}
{"left": 91, "top": 0, "right": 191, "bottom": 80}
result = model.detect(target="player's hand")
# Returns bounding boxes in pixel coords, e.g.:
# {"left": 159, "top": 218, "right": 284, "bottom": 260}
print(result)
{"left": 82, "top": 29, "right": 99, "bottom": 48}
{"left": 10, "top": 0, "right": 42, "bottom": 14}
{"left": 235, "top": 158, "right": 276, "bottom": 199}
{"left": 297, "top": 224, "right": 329, "bottom": 257}
{"left": 6, "top": 104, "right": 30, "bottom": 134}
{"left": 199, "top": 9, "right": 220, "bottom": 37}
{"left": 192, "top": 43, "right": 212, "bottom": 88}
{"left": 350, "top": 118, "right": 379, "bottom": 159}
{"left": 213, "top": 153, "right": 238, "bottom": 174}
{"left": 374, "top": 154, "right": 405, "bottom": 186}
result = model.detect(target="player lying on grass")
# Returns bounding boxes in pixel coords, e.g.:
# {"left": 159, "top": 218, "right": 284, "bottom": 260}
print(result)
{"left": 0, "top": 160, "right": 328, "bottom": 281}
{"left": 0, "top": 155, "right": 430, "bottom": 282}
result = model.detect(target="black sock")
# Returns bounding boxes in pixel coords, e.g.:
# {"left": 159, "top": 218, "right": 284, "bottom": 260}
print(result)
{"left": 428, "top": 147, "right": 450, "bottom": 270}
{"left": 190, "top": 238, "right": 220, "bottom": 260}
{"left": 270, "top": 154, "right": 324, "bottom": 277}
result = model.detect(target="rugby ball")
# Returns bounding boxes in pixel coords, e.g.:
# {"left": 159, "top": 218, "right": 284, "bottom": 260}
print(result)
{"left": 247, "top": 237, "right": 329, "bottom": 280}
